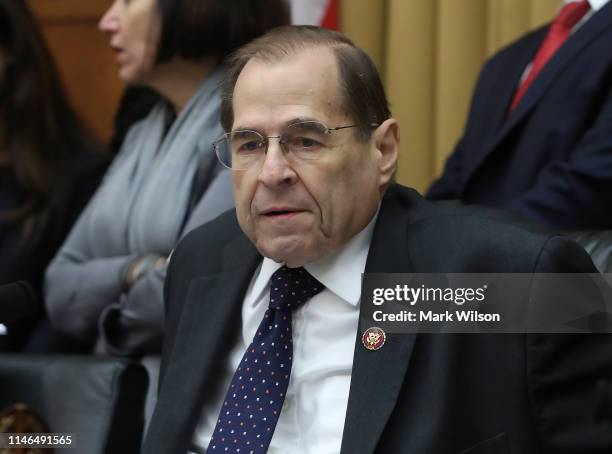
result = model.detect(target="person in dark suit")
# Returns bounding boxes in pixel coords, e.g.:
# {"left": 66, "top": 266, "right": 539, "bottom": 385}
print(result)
{"left": 143, "top": 26, "right": 612, "bottom": 453}
{"left": 428, "top": 0, "right": 612, "bottom": 230}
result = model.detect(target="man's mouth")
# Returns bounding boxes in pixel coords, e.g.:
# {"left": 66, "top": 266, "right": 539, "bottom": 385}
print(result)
{"left": 261, "top": 208, "right": 304, "bottom": 219}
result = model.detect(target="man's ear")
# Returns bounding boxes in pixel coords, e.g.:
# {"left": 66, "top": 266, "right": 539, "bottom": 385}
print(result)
{"left": 373, "top": 118, "right": 399, "bottom": 190}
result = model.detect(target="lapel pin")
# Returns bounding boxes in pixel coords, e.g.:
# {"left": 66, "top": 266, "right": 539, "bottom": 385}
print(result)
{"left": 362, "top": 327, "right": 386, "bottom": 351}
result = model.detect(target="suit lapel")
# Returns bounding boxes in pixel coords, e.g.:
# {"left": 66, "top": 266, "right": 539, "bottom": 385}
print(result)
{"left": 340, "top": 187, "right": 423, "bottom": 454}
{"left": 487, "top": 3, "right": 612, "bottom": 157}
{"left": 487, "top": 28, "right": 546, "bottom": 139}
{"left": 458, "top": 27, "right": 546, "bottom": 191}
{"left": 154, "top": 234, "right": 261, "bottom": 454}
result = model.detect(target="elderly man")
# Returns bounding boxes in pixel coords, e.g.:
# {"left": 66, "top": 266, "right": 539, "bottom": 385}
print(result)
{"left": 143, "top": 26, "right": 612, "bottom": 454}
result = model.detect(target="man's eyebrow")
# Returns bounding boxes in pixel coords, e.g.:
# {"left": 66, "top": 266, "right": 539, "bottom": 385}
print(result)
{"left": 286, "top": 116, "right": 321, "bottom": 126}
{"left": 231, "top": 125, "right": 258, "bottom": 133}
{"left": 230, "top": 129, "right": 257, "bottom": 138}
{"left": 231, "top": 117, "right": 324, "bottom": 133}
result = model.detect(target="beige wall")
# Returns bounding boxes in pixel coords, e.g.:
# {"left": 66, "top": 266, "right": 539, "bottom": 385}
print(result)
{"left": 25, "top": 0, "right": 560, "bottom": 161}
{"left": 28, "top": 0, "right": 123, "bottom": 142}
{"left": 341, "top": 0, "right": 559, "bottom": 193}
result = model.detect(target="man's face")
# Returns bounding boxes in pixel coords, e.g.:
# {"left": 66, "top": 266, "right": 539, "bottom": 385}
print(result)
{"left": 231, "top": 48, "right": 396, "bottom": 267}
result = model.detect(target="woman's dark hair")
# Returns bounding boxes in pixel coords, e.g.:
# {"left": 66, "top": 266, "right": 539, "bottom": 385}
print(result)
{"left": 0, "top": 0, "right": 103, "bottom": 253}
{"left": 155, "top": 0, "right": 291, "bottom": 63}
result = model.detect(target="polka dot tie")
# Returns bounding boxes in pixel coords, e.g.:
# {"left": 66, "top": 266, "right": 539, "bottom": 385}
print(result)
{"left": 209, "top": 266, "right": 323, "bottom": 453}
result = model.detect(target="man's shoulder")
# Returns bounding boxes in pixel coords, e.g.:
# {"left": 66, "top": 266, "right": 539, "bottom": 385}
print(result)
{"left": 381, "top": 185, "right": 593, "bottom": 273}
{"left": 387, "top": 184, "right": 547, "bottom": 232}
{"left": 487, "top": 25, "right": 547, "bottom": 64}
{"left": 170, "top": 209, "right": 247, "bottom": 272}
{"left": 183, "top": 208, "right": 242, "bottom": 243}
{"left": 473, "top": 25, "right": 547, "bottom": 80}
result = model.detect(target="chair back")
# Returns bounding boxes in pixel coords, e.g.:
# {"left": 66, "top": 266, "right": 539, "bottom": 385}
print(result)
{"left": 0, "top": 354, "right": 148, "bottom": 454}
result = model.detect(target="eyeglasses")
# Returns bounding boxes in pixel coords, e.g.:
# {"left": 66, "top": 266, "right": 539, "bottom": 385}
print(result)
{"left": 212, "top": 120, "right": 365, "bottom": 170}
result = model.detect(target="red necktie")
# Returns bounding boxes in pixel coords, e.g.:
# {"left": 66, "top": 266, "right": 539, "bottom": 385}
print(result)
{"left": 508, "top": 0, "right": 590, "bottom": 112}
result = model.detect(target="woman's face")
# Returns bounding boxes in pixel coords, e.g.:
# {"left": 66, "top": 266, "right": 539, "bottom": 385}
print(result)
{"left": 99, "top": 0, "right": 161, "bottom": 84}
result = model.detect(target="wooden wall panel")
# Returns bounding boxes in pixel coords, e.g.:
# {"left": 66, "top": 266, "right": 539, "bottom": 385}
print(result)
{"left": 27, "top": 0, "right": 123, "bottom": 142}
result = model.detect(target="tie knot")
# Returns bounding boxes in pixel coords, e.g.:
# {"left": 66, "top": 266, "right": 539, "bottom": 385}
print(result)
{"left": 556, "top": 0, "right": 590, "bottom": 30}
{"left": 269, "top": 266, "right": 323, "bottom": 311}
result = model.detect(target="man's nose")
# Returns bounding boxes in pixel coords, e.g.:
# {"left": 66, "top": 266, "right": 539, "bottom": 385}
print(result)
{"left": 257, "top": 139, "right": 298, "bottom": 187}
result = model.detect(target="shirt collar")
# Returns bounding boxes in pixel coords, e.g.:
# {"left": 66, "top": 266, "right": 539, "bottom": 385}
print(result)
{"left": 246, "top": 206, "right": 380, "bottom": 308}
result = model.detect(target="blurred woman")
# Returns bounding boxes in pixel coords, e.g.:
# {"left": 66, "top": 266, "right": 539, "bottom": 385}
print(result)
{"left": 45, "top": 0, "right": 290, "bottom": 356}
{"left": 110, "top": 86, "right": 159, "bottom": 154}
{"left": 0, "top": 0, "right": 108, "bottom": 352}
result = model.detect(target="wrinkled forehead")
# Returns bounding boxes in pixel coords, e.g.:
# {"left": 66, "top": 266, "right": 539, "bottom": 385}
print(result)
{"left": 232, "top": 47, "right": 349, "bottom": 130}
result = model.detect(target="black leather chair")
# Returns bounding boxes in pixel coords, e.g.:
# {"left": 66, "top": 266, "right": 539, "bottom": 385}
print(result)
{"left": 565, "top": 230, "right": 612, "bottom": 273}
{"left": 0, "top": 354, "right": 148, "bottom": 454}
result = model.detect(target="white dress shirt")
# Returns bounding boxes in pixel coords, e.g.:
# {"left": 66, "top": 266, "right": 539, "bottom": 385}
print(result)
{"left": 190, "top": 213, "right": 378, "bottom": 454}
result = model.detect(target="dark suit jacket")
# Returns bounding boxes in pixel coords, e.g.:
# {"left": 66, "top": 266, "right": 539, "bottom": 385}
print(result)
{"left": 427, "top": 3, "right": 612, "bottom": 229}
{"left": 143, "top": 185, "right": 612, "bottom": 454}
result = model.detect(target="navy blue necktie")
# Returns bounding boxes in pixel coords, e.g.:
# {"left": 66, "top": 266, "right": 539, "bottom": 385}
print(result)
{"left": 209, "top": 266, "right": 323, "bottom": 453}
